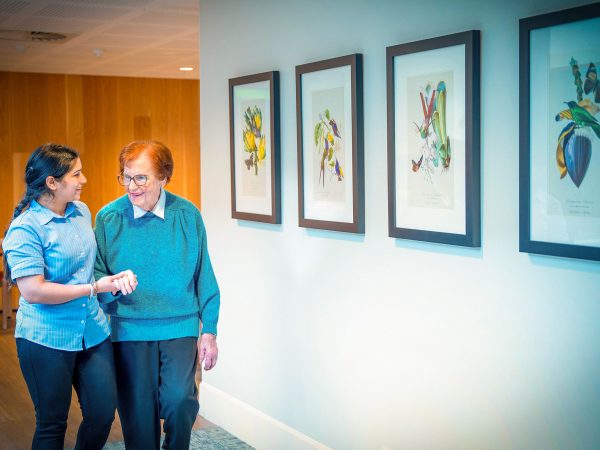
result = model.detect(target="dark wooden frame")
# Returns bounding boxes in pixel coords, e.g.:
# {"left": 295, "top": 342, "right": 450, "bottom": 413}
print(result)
{"left": 386, "top": 30, "right": 481, "bottom": 246}
{"left": 229, "top": 71, "right": 281, "bottom": 223}
{"left": 519, "top": 4, "right": 600, "bottom": 261}
{"left": 296, "top": 54, "right": 364, "bottom": 233}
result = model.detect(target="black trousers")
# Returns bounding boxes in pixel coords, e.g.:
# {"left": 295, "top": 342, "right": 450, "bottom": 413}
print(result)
{"left": 112, "top": 337, "right": 199, "bottom": 450}
{"left": 16, "top": 337, "right": 117, "bottom": 450}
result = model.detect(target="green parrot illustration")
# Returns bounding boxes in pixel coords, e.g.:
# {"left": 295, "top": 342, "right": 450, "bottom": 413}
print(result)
{"left": 563, "top": 101, "right": 600, "bottom": 139}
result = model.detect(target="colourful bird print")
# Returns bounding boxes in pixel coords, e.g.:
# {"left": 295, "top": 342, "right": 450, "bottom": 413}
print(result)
{"left": 314, "top": 109, "right": 344, "bottom": 188}
{"left": 584, "top": 62, "right": 600, "bottom": 103}
{"left": 411, "top": 155, "right": 423, "bottom": 172}
{"left": 570, "top": 57, "right": 584, "bottom": 102}
{"left": 442, "top": 140, "right": 451, "bottom": 169}
{"left": 555, "top": 98, "right": 600, "bottom": 121}
{"left": 414, "top": 89, "right": 436, "bottom": 139}
{"left": 244, "top": 156, "right": 254, "bottom": 170}
{"left": 334, "top": 159, "right": 344, "bottom": 180}
{"left": 553, "top": 58, "right": 599, "bottom": 187}
{"left": 564, "top": 101, "right": 600, "bottom": 139}
{"left": 329, "top": 119, "right": 341, "bottom": 138}
{"left": 411, "top": 80, "right": 451, "bottom": 177}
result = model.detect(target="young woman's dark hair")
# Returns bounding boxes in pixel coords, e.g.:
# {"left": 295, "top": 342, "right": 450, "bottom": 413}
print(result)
{"left": 4, "top": 143, "right": 79, "bottom": 283}
{"left": 12, "top": 143, "right": 79, "bottom": 220}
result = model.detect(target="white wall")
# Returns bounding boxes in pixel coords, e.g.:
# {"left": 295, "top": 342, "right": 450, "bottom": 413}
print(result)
{"left": 199, "top": 1, "right": 600, "bottom": 449}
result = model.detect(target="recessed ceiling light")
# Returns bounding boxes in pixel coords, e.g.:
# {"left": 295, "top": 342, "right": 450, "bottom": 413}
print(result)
{"left": 179, "top": 67, "right": 194, "bottom": 71}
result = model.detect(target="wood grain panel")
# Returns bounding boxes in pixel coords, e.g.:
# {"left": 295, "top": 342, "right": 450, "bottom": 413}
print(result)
{"left": 0, "top": 72, "right": 200, "bottom": 237}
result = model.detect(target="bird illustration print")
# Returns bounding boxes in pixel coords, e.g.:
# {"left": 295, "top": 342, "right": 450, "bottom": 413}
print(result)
{"left": 555, "top": 57, "right": 600, "bottom": 188}
{"left": 314, "top": 109, "right": 344, "bottom": 187}
{"left": 411, "top": 81, "right": 451, "bottom": 182}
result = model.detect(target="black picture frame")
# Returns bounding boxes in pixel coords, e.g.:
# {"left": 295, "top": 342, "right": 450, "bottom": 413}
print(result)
{"left": 386, "top": 30, "right": 481, "bottom": 247}
{"left": 229, "top": 71, "right": 281, "bottom": 224}
{"left": 296, "top": 54, "right": 364, "bottom": 233}
{"left": 519, "top": 4, "right": 600, "bottom": 261}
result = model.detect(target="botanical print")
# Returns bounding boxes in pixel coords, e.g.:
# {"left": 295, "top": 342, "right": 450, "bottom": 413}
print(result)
{"left": 242, "top": 106, "right": 266, "bottom": 175}
{"left": 406, "top": 71, "right": 454, "bottom": 209}
{"left": 240, "top": 99, "right": 267, "bottom": 197}
{"left": 311, "top": 87, "right": 345, "bottom": 202}
{"left": 548, "top": 56, "right": 600, "bottom": 218}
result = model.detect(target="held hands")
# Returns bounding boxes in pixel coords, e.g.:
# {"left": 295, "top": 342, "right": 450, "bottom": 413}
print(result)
{"left": 96, "top": 270, "right": 138, "bottom": 295}
{"left": 198, "top": 333, "right": 218, "bottom": 371}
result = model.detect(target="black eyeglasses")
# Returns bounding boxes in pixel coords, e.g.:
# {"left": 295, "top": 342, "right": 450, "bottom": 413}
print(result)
{"left": 117, "top": 174, "right": 149, "bottom": 186}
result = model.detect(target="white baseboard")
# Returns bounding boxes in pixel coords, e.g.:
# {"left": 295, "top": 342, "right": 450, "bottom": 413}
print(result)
{"left": 199, "top": 382, "right": 331, "bottom": 450}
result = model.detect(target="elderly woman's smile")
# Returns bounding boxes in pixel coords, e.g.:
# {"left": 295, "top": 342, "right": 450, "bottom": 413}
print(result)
{"left": 122, "top": 152, "right": 165, "bottom": 211}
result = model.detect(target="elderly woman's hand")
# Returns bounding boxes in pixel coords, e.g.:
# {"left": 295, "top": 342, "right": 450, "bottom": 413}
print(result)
{"left": 96, "top": 270, "right": 137, "bottom": 295}
{"left": 96, "top": 270, "right": 135, "bottom": 294}
{"left": 198, "top": 334, "right": 218, "bottom": 371}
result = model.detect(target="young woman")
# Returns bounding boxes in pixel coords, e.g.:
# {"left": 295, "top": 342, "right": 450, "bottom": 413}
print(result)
{"left": 2, "top": 143, "right": 137, "bottom": 450}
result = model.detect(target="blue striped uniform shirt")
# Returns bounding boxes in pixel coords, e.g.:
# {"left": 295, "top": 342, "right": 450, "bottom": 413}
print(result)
{"left": 2, "top": 200, "right": 110, "bottom": 351}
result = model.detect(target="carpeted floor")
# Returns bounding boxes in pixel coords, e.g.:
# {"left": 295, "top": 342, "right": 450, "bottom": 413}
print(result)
{"left": 83, "top": 427, "right": 254, "bottom": 450}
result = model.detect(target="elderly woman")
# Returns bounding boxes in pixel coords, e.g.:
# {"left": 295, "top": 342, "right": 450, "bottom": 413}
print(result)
{"left": 94, "top": 140, "right": 220, "bottom": 450}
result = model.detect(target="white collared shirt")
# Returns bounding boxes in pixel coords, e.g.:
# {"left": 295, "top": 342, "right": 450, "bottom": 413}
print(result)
{"left": 132, "top": 188, "right": 166, "bottom": 219}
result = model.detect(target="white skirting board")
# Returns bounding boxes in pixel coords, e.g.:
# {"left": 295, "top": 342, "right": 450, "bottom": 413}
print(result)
{"left": 199, "top": 382, "right": 331, "bottom": 450}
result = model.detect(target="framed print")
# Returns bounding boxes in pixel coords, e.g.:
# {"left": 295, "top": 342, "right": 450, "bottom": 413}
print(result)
{"left": 520, "top": 4, "right": 600, "bottom": 261}
{"left": 296, "top": 53, "right": 364, "bottom": 233}
{"left": 387, "top": 30, "right": 481, "bottom": 246}
{"left": 229, "top": 71, "right": 281, "bottom": 223}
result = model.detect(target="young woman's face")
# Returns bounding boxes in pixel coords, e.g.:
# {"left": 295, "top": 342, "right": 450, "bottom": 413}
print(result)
{"left": 54, "top": 158, "right": 86, "bottom": 203}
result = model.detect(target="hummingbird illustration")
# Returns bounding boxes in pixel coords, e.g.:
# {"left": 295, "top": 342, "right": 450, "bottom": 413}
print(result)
{"left": 329, "top": 119, "right": 341, "bottom": 138}
{"left": 414, "top": 90, "right": 436, "bottom": 139}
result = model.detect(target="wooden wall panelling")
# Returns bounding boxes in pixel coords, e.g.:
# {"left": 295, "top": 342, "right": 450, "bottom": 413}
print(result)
{"left": 1, "top": 71, "right": 200, "bottom": 233}
{"left": 0, "top": 72, "right": 11, "bottom": 232}
{"left": 168, "top": 79, "right": 200, "bottom": 207}
{"left": 65, "top": 75, "right": 84, "bottom": 152}
{"left": 80, "top": 75, "right": 127, "bottom": 215}
{"left": 0, "top": 72, "right": 70, "bottom": 233}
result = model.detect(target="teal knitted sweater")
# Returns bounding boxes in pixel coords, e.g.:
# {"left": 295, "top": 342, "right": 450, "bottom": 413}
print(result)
{"left": 94, "top": 191, "right": 220, "bottom": 341}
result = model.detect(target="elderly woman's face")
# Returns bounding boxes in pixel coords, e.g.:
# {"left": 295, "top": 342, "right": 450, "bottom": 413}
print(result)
{"left": 123, "top": 152, "right": 166, "bottom": 211}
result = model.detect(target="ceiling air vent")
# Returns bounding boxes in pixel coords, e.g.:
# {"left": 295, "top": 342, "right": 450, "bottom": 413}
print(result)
{"left": 0, "top": 30, "right": 76, "bottom": 43}
{"left": 30, "top": 31, "right": 67, "bottom": 42}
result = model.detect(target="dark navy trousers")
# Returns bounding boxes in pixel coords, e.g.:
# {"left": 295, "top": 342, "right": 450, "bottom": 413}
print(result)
{"left": 16, "top": 337, "right": 117, "bottom": 450}
{"left": 112, "top": 337, "right": 199, "bottom": 450}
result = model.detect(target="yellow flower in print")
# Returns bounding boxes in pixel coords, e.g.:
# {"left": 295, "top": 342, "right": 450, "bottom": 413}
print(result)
{"left": 258, "top": 136, "right": 266, "bottom": 161}
{"left": 254, "top": 112, "right": 261, "bottom": 130}
{"left": 244, "top": 130, "right": 256, "bottom": 151}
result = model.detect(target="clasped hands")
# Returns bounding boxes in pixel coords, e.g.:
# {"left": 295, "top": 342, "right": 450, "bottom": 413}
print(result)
{"left": 96, "top": 270, "right": 138, "bottom": 295}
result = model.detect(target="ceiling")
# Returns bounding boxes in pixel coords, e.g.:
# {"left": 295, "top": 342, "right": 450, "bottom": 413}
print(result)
{"left": 0, "top": 0, "right": 199, "bottom": 79}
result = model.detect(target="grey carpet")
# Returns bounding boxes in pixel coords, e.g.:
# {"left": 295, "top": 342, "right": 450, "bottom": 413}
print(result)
{"left": 76, "top": 427, "right": 254, "bottom": 450}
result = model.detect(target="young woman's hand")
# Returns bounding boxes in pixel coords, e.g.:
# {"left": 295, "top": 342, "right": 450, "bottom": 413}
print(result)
{"left": 96, "top": 270, "right": 138, "bottom": 295}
